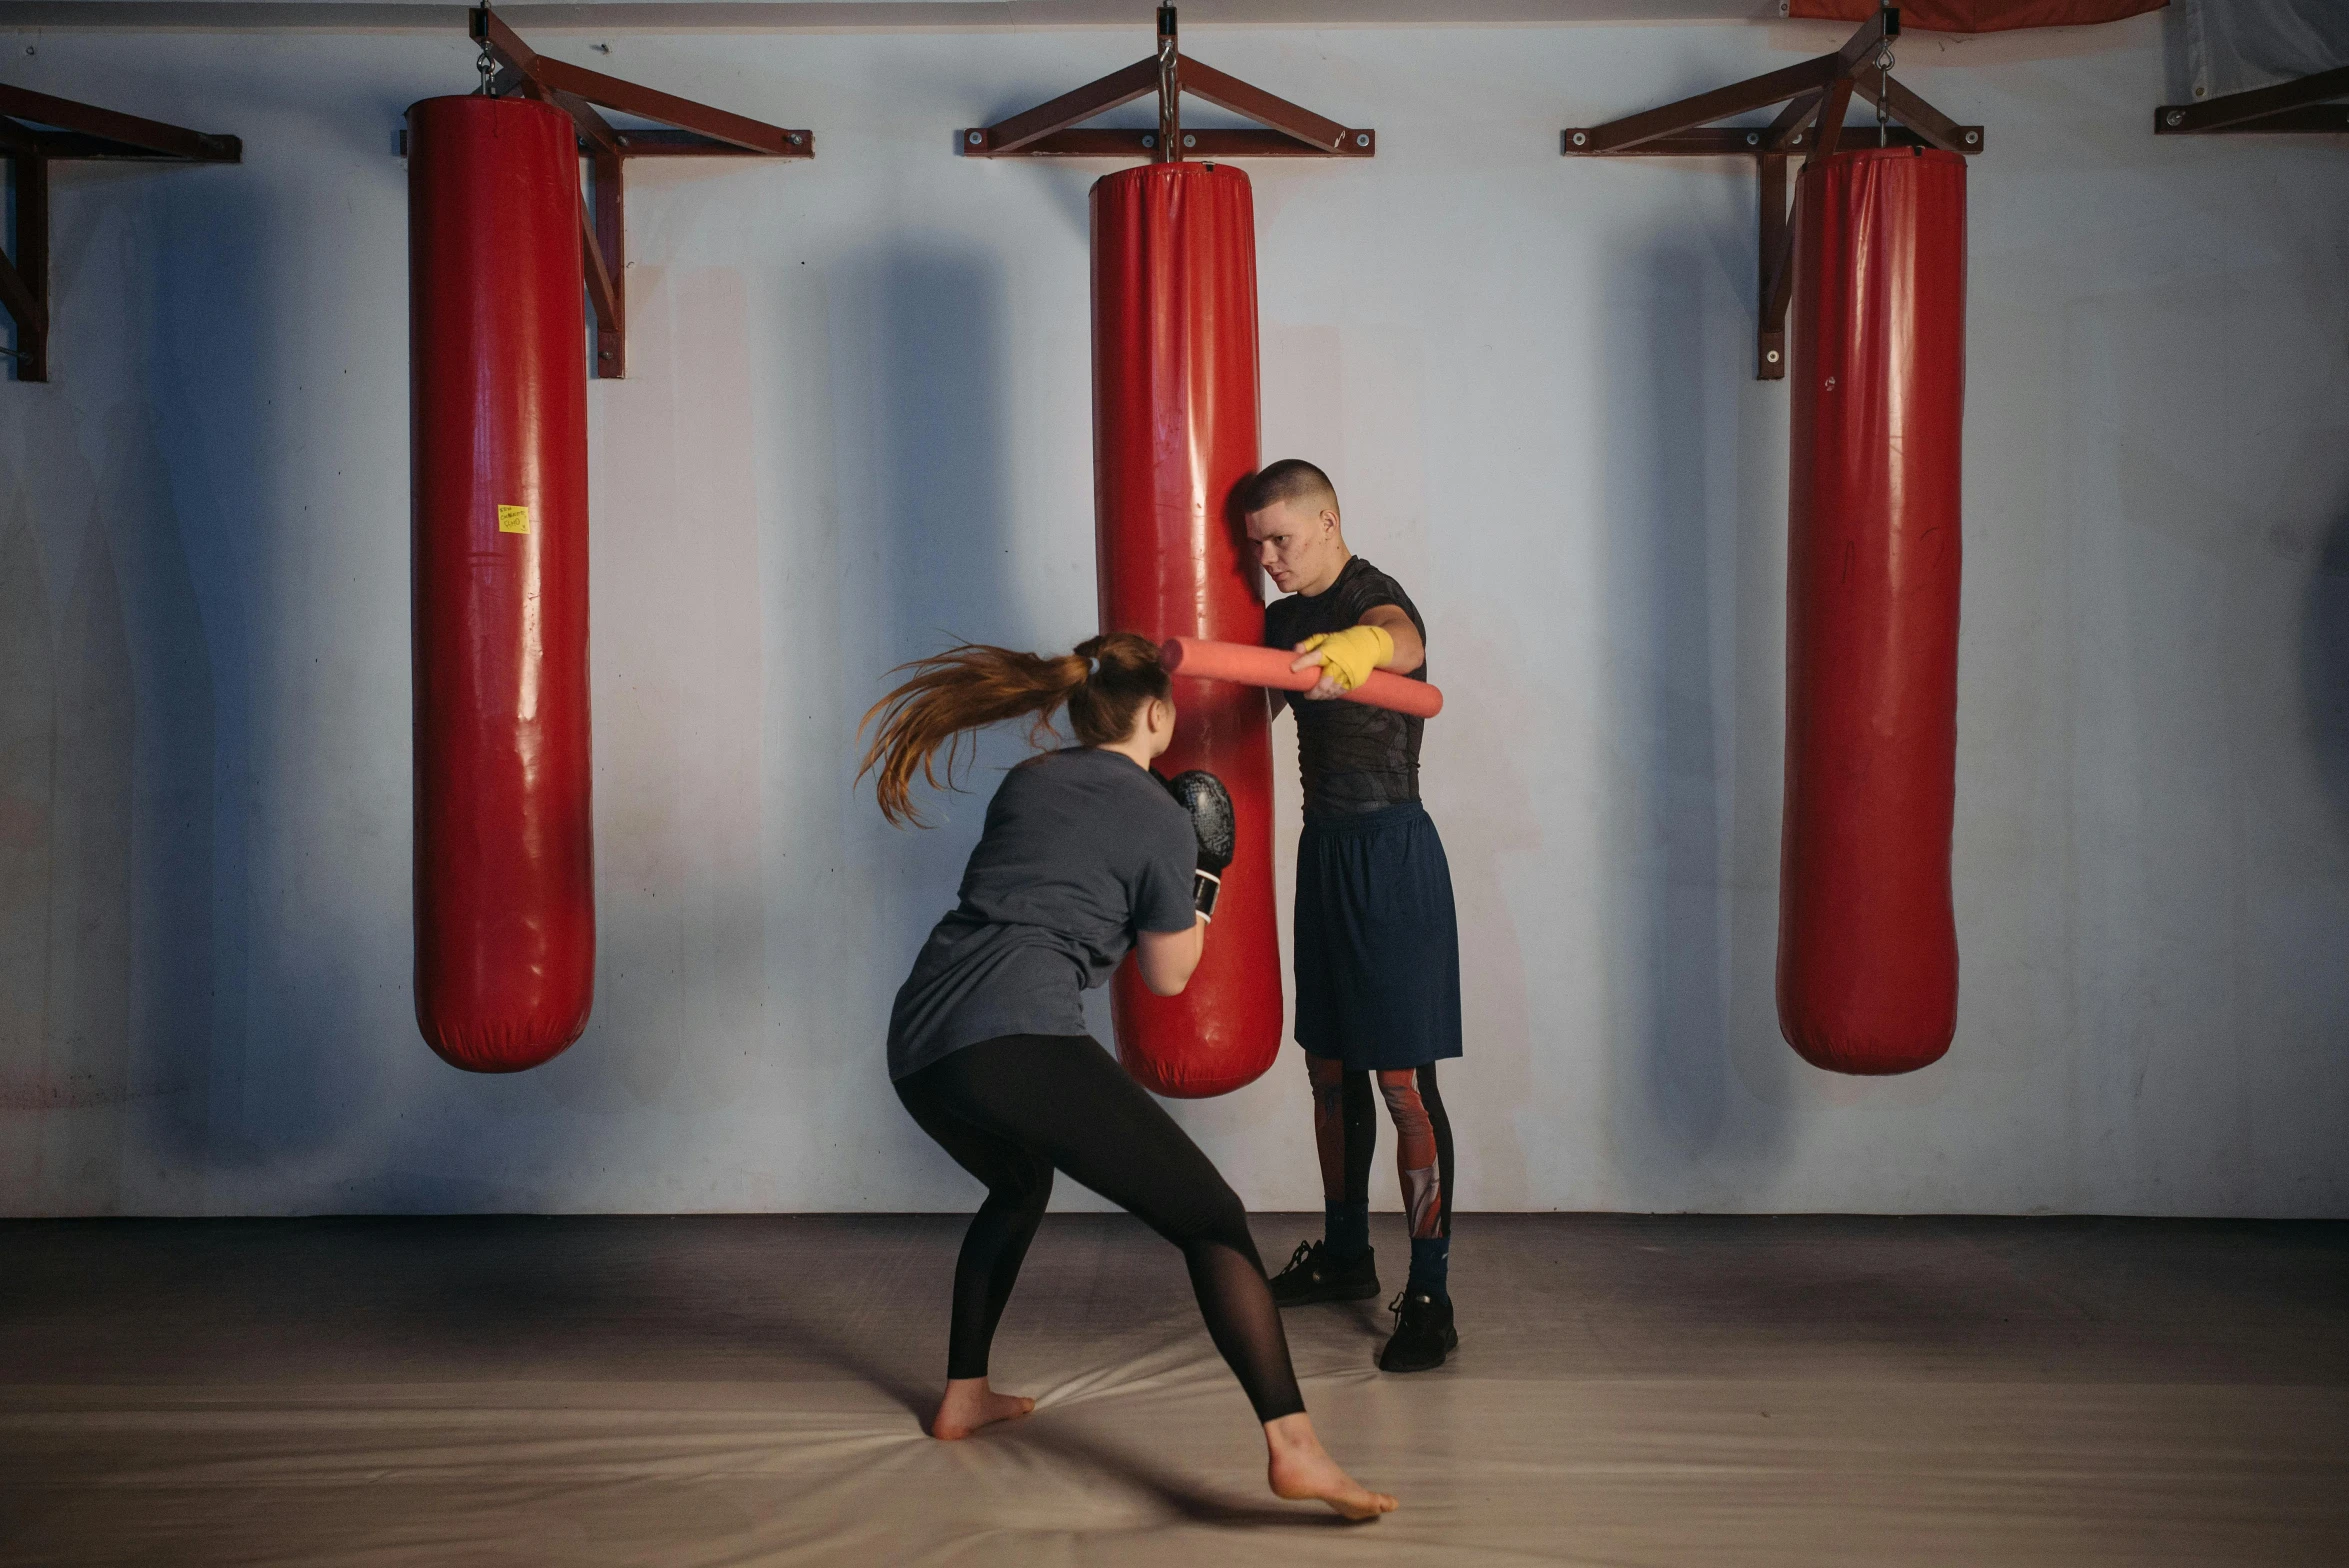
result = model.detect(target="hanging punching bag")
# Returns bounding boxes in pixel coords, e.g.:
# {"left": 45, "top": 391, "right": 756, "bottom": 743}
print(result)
{"left": 408, "top": 95, "right": 595, "bottom": 1072}
{"left": 1092, "top": 161, "right": 1282, "bottom": 1099}
{"left": 1778, "top": 145, "right": 1966, "bottom": 1075}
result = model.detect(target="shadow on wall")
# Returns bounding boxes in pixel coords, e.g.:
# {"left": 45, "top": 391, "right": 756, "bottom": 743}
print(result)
{"left": 2309, "top": 508, "right": 2349, "bottom": 834}
{"left": 140, "top": 180, "right": 371, "bottom": 1185}
{"left": 847, "top": 243, "right": 1033, "bottom": 1190}
{"left": 0, "top": 486, "right": 133, "bottom": 1211}
{"left": 521, "top": 259, "right": 775, "bottom": 1140}
{"left": 1598, "top": 241, "right": 1793, "bottom": 1191}
{"left": 0, "top": 173, "right": 267, "bottom": 1212}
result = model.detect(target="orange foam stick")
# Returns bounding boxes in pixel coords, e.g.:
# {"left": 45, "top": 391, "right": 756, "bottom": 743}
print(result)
{"left": 1159, "top": 637, "right": 1445, "bottom": 719}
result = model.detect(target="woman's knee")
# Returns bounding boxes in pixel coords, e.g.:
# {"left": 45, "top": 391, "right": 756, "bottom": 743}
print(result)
{"left": 983, "top": 1160, "right": 1054, "bottom": 1222}
{"left": 1176, "top": 1179, "right": 1258, "bottom": 1260}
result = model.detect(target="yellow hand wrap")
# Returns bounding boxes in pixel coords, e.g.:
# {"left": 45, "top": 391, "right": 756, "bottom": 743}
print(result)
{"left": 1298, "top": 623, "right": 1395, "bottom": 692}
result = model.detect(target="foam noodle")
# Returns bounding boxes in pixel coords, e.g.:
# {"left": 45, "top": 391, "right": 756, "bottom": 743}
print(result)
{"left": 1158, "top": 637, "right": 1444, "bottom": 719}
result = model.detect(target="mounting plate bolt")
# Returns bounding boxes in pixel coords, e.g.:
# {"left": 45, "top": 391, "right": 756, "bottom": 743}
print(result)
{"left": 2164, "top": 110, "right": 2183, "bottom": 127}
{"left": 1570, "top": 130, "right": 1588, "bottom": 147}
{"left": 1183, "top": 133, "right": 1195, "bottom": 148}
{"left": 1825, "top": 375, "right": 1837, "bottom": 390}
{"left": 1747, "top": 132, "right": 1760, "bottom": 146}
{"left": 1355, "top": 132, "right": 1370, "bottom": 147}
{"left": 1142, "top": 133, "right": 1156, "bottom": 148}
{"left": 1766, "top": 349, "right": 1781, "bottom": 365}
{"left": 967, "top": 130, "right": 983, "bottom": 146}
{"left": 790, "top": 132, "right": 804, "bottom": 145}
{"left": 1965, "top": 130, "right": 1979, "bottom": 144}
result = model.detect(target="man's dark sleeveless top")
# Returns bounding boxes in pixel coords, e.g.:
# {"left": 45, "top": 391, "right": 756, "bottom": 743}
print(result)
{"left": 1262, "top": 556, "right": 1429, "bottom": 818}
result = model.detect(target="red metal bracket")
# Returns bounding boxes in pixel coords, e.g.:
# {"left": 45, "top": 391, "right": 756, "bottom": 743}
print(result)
{"left": 2155, "top": 63, "right": 2349, "bottom": 137}
{"left": 1560, "top": 6, "right": 1982, "bottom": 382}
{"left": 0, "top": 84, "right": 240, "bottom": 384}
{"left": 960, "top": 5, "right": 1373, "bottom": 162}
{"left": 456, "top": 5, "right": 812, "bottom": 379}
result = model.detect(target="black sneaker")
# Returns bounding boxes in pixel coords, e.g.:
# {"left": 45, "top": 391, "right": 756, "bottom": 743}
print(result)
{"left": 1267, "top": 1239, "right": 1380, "bottom": 1308}
{"left": 1377, "top": 1290, "right": 1457, "bottom": 1373}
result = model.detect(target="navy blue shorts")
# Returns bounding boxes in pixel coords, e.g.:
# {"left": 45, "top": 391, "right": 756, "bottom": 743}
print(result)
{"left": 1292, "top": 800, "right": 1463, "bottom": 1072}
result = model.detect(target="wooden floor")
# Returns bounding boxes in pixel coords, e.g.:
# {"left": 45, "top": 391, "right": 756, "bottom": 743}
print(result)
{"left": 4, "top": 1214, "right": 2346, "bottom": 1565}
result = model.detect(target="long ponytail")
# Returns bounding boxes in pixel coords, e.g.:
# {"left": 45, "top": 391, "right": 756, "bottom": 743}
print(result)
{"left": 858, "top": 631, "right": 1171, "bottom": 826}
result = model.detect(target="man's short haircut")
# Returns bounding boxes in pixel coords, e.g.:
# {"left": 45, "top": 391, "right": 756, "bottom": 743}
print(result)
{"left": 1240, "top": 458, "right": 1339, "bottom": 519}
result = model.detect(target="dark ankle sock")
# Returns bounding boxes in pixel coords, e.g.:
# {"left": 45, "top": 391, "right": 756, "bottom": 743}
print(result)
{"left": 1325, "top": 1200, "right": 1371, "bottom": 1261}
{"left": 1407, "top": 1237, "right": 1449, "bottom": 1301}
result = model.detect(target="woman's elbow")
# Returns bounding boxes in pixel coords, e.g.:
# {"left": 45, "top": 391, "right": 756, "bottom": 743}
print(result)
{"left": 1135, "top": 927, "right": 1205, "bottom": 995}
{"left": 1139, "top": 954, "right": 1199, "bottom": 996}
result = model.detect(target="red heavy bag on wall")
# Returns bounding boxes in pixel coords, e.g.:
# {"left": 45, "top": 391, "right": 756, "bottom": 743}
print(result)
{"left": 1092, "top": 162, "right": 1282, "bottom": 1099}
{"left": 408, "top": 96, "right": 595, "bottom": 1072}
{"left": 1778, "top": 146, "right": 1966, "bottom": 1076}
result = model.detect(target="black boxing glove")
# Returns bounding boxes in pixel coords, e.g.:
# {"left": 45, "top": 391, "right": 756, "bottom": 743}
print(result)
{"left": 1163, "top": 769, "right": 1236, "bottom": 920}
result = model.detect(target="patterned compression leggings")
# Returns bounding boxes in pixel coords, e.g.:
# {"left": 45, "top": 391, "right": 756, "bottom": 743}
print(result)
{"left": 894, "top": 1032, "right": 1306, "bottom": 1424}
{"left": 1306, "top": 1054, "right": 1456, "bottom": 1241}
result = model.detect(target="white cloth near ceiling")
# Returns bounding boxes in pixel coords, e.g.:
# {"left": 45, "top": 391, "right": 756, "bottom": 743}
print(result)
{"left": 2179, "top": 0, "right": 2349, "bottom": 99}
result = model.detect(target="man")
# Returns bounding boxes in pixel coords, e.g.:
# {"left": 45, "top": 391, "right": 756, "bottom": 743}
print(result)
{"left": 1243, "top": 458, "right": 1462, "bottom": 1374}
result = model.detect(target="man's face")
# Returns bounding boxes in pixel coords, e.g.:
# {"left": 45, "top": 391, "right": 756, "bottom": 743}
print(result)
{"left": 1244, "top": 497, "right": 1342, "bottom": 596}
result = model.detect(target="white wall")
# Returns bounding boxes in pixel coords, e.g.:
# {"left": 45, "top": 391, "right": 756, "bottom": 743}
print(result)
{"left": 3, "top": 11, "right": 2345, "bottom": 1218}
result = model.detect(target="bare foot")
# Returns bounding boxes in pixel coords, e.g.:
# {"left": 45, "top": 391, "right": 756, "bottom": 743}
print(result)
{"left": 929, "top": 1377, "right": 1036, "bottom": 1441}
{"left": 1263, "top": 1412, "right": 1398, "bottom": 1520}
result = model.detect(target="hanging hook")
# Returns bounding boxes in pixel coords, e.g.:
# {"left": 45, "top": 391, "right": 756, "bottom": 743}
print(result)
{"left": 475, "top": 2, "right": 498, "bottom": 96}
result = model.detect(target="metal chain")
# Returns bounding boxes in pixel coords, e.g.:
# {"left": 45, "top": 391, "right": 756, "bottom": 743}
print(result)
{"left": 1875, "top": 43, "right": 1894, "bottom": 147}
{"left": 477, "top": 2, "right": 498, "bottom": 95}
{"left": 1156, "top": 5, "right": 1179, "bottom": 162}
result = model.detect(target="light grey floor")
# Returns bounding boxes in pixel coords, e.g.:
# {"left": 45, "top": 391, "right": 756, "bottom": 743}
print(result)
{"left": 4, "top": 1214, "right": 2345, "bottom": 1564}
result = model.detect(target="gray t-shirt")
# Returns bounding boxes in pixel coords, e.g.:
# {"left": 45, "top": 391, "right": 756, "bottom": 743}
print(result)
{"left": 887, "top": 747, "right": 1199, "bottom": 1081}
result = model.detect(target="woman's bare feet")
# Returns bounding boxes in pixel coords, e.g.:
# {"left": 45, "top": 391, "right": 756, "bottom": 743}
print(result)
{"left": 1263, "top": 1412, "right": 1397, "bottom": 1520}
{"left": 929, "top": 1377, "right": 1036, "bottom": 1441}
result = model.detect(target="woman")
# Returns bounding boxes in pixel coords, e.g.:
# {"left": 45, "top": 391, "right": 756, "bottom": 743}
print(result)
{"left": 861, "top": 631, "right": 1396, "bottom": 1521}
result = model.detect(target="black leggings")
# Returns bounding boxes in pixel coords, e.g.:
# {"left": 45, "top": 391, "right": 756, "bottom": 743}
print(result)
{"left": 894, "top": 1033, "right": 1305, "bottom": 1424}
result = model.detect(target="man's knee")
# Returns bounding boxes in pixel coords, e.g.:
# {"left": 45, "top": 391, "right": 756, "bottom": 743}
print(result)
{"left": 1376, "top": 1070, "right": 1433, "bottom": 1138}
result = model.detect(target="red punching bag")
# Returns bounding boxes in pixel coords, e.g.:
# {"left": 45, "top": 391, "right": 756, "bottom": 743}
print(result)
{"left": 408, "top": 95, "right": 595, "bottom": 1072}
{"left": 1778, "top": 146, "right": 1966, "bottom": 1075}
{"left": 1092, "top": 162, "right": 1282, "bottom": 1099}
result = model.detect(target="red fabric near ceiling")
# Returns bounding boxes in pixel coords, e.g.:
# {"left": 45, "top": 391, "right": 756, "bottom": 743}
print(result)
{"left": 1091, "top": 162, "right": 1282, "bottom": 1100}
{"left": 1789, "top": 0, "right": 2164, "bottom": 31}
{"left": 408, "top": 95, "right": 596, "bottom": 1073}
{"left": 1778, "top": 146, "right": 1965, "bottom": 1076}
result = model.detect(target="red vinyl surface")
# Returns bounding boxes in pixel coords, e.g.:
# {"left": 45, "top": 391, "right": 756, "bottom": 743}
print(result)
{"left": 1788, "top": 0, "right": 2163, "bottom": 33}
{"left": 1778, "top": 146, "right": 1966, "bottom": 1076}
{"left": 1092, "top": 162, "right": 1282, "bottom": 1099}
{"left": 1159, "top": 637, "right": 1445, "bottom": 719}
{"left": 408, "top": 96, "right": 595, "bottom": 1072}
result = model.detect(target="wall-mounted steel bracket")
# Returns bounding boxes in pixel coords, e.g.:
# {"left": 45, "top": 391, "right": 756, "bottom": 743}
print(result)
{"left": 2155, "top": 63, "right": 2349, "bottom": 137}
{"left": 415, "top": 6, "right": 812, "bottom": 379}
{"left": 959, "top": 5, "right": 1373, "bottom": 162}
{"left": 1561, "top": 6, "right": 1982, "bottom": 381}
{"left": 0, "top": 84, "right": 240, "bottom": 384}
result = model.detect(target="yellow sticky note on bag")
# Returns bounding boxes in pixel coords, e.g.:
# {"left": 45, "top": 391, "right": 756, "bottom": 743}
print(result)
{"left": 497, "top": 504, "right": 531, "bottom": 535}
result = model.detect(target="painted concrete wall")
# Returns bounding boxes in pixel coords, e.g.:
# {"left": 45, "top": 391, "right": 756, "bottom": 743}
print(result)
{"left": 2, "top": 12, "right": 2345, "bottom": 1217}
